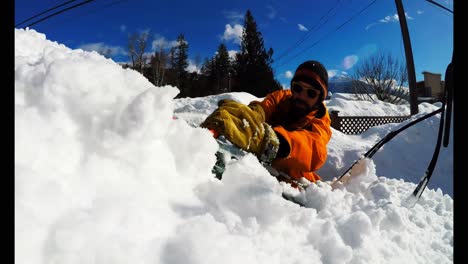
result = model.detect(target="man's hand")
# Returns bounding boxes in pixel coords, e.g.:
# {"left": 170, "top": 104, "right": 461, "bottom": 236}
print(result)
{"left": 201, "top": 99, "right": 279, "bottom": 162}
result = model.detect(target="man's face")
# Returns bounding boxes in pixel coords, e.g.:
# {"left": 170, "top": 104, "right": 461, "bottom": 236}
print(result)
{"left": 290, "top": 81, "right": 321, "bottom": 118}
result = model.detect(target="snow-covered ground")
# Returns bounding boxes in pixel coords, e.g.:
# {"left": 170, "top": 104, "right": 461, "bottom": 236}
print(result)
{"left": 15, "top": 28, "right": 453, "bottom": 264}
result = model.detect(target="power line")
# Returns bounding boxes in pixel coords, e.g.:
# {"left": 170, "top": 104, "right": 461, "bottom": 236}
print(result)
{"left": 424, "top": 0, "right": 453, "bottom": 14}
{"left": 273, "top": 0, "right": 343, "bottom": 64}
{"left": 274, "top": 0, "right": 378, "bottom": 71}
{"left": 41, "top": 0, "right": 129, "bottom": 28}
{"left": 42, "top": 0, "right": 128, "bottom": 28}
{"left": 18, "top": 0, "right": 99, "bottom": 29}
{"left": 15, "top": 0, "right": 82, "bottom": 28}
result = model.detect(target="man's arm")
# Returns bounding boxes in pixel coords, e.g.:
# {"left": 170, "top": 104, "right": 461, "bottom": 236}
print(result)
{"left": 272, "top": 113, "right": 331, "bottom": 172}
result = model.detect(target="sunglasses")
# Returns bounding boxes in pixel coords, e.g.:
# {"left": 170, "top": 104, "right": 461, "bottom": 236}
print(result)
{"left": 291, "top": 82, "right": 320, "bottom": 99}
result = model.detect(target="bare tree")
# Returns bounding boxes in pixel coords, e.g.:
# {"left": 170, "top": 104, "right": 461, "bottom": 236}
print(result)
{"left": 352, "top": 52, "right": 409, "bottom": 104}
{"left": 150, "top": 44, "right": 168, "bottom": 86}
{"left": 128, "top": 31, "right": 150, "bottom": 73}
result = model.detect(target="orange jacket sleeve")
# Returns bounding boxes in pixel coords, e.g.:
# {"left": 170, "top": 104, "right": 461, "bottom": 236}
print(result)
{"left": 272, "top": 115, "right": 331, "bottom": 172}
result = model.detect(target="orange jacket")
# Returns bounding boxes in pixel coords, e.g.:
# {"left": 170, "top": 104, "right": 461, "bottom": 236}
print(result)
{"left": 251, "top": 89, "right": 332, "bottom": 182}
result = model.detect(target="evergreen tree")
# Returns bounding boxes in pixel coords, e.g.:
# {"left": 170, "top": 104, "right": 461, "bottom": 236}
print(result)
{"left": 169, "top": 47, "right": 176, "bottom": 70}
{"left": 233, "top": 10, "right": 281, "bottom": 97}
{"left": 174, "top": 34, "right": 189, "bottom": 96}
{"left": 214, "top": 43, "right": 232, "bottom": 93}
{"left": 164, "top": 47, "right": 177, "bottom": 88}
{"left": 200, "top": 57, "right": 216, "bottom": 95}
{"left": 201, "top": 57, "right": 214, "bottom": 78}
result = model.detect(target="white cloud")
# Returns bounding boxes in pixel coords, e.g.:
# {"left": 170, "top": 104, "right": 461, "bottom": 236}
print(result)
{"left": 365, "top": 23, "right": 377, "bottom": 31}
{"left": 380, "top": 14, "right": 398, "bottom": 23}
{"left": 228, "top": 50, "right": 238, "bottom": 61}
{"left": 221, "top": 24, "right": 244, "bottom": 44}
{"left": 328, "top": 70, "right": 338, "bottom": 78}
{"left": 78, "top": 42, "right": 126, "bottom": 57}
{"left": 367, "top": 12, "right": 414, "bottom": 30}
{"left": 186, "top": 59, "right": 201, "bottom": 74}
{"left": 152, "top": 36, "right": 179, "bottom": 50}
{"left": 285, "top": 71, "right": 293, "bottom": 78}
{"left": 380, "top": 13, "right": 413, "bottom": 23}
{"left": 215, "top": 50, "right": 238, "bottom": 61}
{"left": 328, "top": 69, "right": 349, "bottom": 78}
{"left": 298, "top": 24, "right": 308, "bottom": 31}
{"left": 416, "top": 10, "right": 424, "bottom": 15}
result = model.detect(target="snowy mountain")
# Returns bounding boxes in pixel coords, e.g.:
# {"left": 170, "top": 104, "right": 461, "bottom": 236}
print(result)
{"left": 328, "top": 73, "right": 355, "bottom": 95}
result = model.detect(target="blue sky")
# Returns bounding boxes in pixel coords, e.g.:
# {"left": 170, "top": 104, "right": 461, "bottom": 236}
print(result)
{"left": 15, "top": 0, "right": 453, "bottom": 87}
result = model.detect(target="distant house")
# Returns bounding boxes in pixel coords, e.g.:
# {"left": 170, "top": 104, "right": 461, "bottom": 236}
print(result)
{"left": 416, "top": 71, "right": 445, "bottom": 103}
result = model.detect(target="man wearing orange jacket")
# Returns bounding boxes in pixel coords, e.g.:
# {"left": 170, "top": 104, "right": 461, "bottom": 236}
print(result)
{"left": 201, "top": 60, "right": 332, "bottom": 184}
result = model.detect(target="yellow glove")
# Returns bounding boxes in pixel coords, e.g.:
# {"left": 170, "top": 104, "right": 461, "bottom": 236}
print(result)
{"left": 201, "top": 99, "right": 279, "bottom": 163}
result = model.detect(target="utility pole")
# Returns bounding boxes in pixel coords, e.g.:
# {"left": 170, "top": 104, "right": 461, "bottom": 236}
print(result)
{"left": 395, "top": 0, "right": 418, "bottom": 115}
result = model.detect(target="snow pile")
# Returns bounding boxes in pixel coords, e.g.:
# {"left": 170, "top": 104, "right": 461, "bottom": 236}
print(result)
{"left": 15, "top": 28, "right": 452, "bottom": 264}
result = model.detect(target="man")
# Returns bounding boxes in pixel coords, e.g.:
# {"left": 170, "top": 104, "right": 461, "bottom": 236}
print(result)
{"left": 201, "top": 60, "right": 332, "bottom": 184}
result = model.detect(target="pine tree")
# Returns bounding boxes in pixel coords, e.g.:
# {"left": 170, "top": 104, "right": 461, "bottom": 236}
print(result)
{"left": 174, "top": 34, "right": 189, "bottom": 96}
{"left": 214, "top": 43, "right": 232, "bottom": 93}
{"left": 201, "top": 57, "right": 215, "bottom": 78}
{"left": 201, "top": 57, "right": 216, "bottom": 94}
{"left": 233, "top": 10, "right": 281, "bottom": 97}
{"left": 169, "top": 47, "right": 176, "bottom": 69}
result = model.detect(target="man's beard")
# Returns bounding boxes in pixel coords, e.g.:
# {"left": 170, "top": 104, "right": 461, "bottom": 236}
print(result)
{"left": 290, "top": 97, "right": 316, "bottom": 120}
